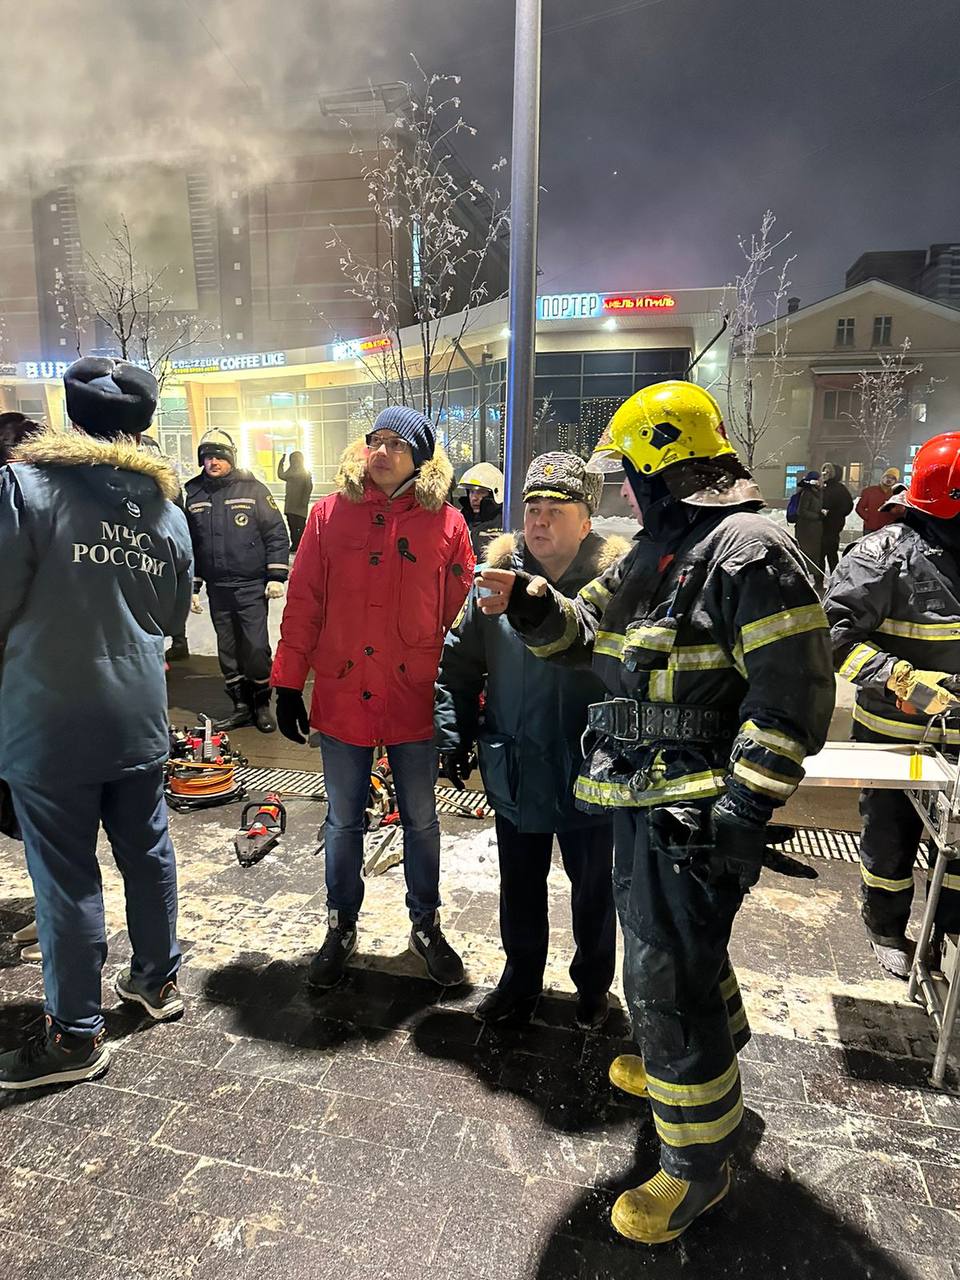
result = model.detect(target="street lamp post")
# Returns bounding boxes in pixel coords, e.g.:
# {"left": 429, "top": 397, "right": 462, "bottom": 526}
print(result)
{"left": 503, "top": 0, "right": 543, "bottom": 530}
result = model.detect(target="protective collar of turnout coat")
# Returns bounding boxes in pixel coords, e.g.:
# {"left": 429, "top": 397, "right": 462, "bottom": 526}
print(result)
{"left": 336, "top": 438, "right": 453, "bottom": 512}
{"left": 12, "top": 427, "right": 181, "bottom": 500}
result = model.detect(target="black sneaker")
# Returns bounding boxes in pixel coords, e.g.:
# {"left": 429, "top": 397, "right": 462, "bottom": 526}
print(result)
{"left": 308, "top": 920, "right": 358, "bottom": 990}
{"left": 114, "top": 969, "right": 185, "bottom": 1020}
{"left": 474, "top": 986, "right": 539, "bottom": 1026}
{"left": 0, "top": 1017, "right": 109, "bottom": 1090}
{"left": 409, "top": 914, "right": 465, "bottom": 987}
{"left": 575, "top": 990, "right": 610, "bottom": 1032}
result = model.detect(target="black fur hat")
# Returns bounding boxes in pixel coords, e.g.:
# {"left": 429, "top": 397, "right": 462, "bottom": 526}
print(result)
{"left": 63, "top": 357, "right": 158, "bottom": 439}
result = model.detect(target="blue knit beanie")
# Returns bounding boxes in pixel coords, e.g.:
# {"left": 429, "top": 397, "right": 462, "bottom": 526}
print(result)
{"left": 368, "top": 406, "right": 436, "bottom": 469}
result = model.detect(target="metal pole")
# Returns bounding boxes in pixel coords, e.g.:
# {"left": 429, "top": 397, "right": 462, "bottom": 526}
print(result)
{"left": 479, "top": 351, "right": 492, "bottom": 464}
{"left": 503, "top": 0, "right": 543, "bottom": 531}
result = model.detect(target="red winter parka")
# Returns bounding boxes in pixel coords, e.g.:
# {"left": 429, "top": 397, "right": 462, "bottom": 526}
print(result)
{"left": 271, "top": 440, "right": 474, "bottom": 747}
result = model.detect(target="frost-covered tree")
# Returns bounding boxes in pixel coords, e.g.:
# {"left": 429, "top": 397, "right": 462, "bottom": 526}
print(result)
{"left": 723, "top": 210, "right": 796, "bottom": 470}
{"left": 53, "top": 216, "right": 218, "bottom": 392}
{"left": 844, "top": 338, "right": 926, "bottom": 483}
{"left": 325, "top": 62, "right": 508, "bottom": 438}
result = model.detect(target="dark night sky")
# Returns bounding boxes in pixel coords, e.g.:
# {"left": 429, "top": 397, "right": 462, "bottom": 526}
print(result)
{"left": 4, "top": 0, "right": 960, "bottom": 307}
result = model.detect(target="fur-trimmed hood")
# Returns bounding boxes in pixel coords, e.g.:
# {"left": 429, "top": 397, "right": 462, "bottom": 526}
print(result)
{"left": 12, "top": 427, "right": 180, "bottom": 501}
{"left": 335, "top": 438, "right": 453, "bottom": 514}
{"left": 485, "top": 529, "right": 631, "bottom": 575}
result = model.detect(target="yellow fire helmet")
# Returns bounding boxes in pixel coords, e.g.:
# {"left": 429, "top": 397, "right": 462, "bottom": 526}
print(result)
{"left": 591, "top": 380, "right": 737, "bottom": 477}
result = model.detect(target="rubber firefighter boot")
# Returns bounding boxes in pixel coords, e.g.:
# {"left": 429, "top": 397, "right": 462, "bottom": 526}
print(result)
{"left": 214, "top": 682, "right": 254, "bottom": 732}
{"left": 609, "top": 1053, "right": 649, "bottom": 1098}
{"left": 251, "top": 684, "right": 277, "bottom": 734}
{"left": 611, "top": 1163, "right": 731, "bottom": 1245}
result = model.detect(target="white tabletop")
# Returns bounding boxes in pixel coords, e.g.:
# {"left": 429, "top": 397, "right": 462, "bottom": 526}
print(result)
{"left": 801, "top": 742, "right": 956, "bottom": 791}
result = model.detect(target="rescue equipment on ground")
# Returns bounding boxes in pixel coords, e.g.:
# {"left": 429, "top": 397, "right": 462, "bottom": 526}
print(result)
{"left": 164, "top": 716, "right": 247, "bottom": 811}
{"left": 234, "top": 793, "right": 287, "bottom": 867}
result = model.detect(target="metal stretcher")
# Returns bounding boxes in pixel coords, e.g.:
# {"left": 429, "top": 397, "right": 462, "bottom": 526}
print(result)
{"left": 800, "top": 740, "right": 960, "bottom": 1087}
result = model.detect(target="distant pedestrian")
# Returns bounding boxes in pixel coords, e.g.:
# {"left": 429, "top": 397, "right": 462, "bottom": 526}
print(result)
{"left": 0, "top": 357, "right": 193, "bottom": 1090}
{"left": 278, "top": 449, "right": 313, "bottom": 553}
{"left": 856, "top": 467, "right": 901, "bottom": 535}
{"left": 820, "top": 462, "right": 854, "bottom": 573}
{"left": 792, "top": 471, "right": 825, "bottom": 591}
{"left": 0, "top": 411, "right": 42, "bottom": 464}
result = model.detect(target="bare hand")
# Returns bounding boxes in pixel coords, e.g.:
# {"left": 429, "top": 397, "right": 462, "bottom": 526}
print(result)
{"left": 476, "top": 569, "right": 515, "bottom": 615}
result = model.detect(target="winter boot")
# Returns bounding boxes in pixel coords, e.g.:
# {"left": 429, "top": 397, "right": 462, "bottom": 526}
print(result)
{"left": 20, "top": 943, "right": 42, "bottom": 964}
{"left": 251, "top": 683, "right": 277, "bottom": 734}
{"left": 11, "top": 920, "right": 38, "bottom": 945}
{"left": 307, "top": 913, "right": 358, "bottom": 990}
{"left": 867, "top": 930, "right": 914, "bottom": 980}
{"left": 609, "top": 1053, "right": 649, "bottom": 1098}
{"left": 0, "top": 1016, "right": 110, "bottom": 1091}
{"left": 165, "top": 636, "right": 190, "bottom": 662}
{"left": 474, "top": 986, "right": 539, "bottom": 1026}
{"left": 114, "top": 969, "right": 185, "bottom": 1021}
{"left": 575, "top": 990, "right": 610, "bottom": 1032}
{"left": 611, "top": 1163, "right": 732, "bottom": 1245}
{"left": 409, "top": 913, "right": 465, "bottom": 987}
{"left": 214, "top": 681, "right": 254, "bottom": 731}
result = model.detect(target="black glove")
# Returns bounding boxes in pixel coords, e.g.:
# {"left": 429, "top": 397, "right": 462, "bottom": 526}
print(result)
{"left": 709, "top": 796, "right": 800, "bottom": 892}
{"left": 275, "top": 687, "right": 310, "bottom": 744}
{"left": 505, "top": 570, "right": 553, "bottom": 629}
{"left": 439, "top": 747, "right": 472, "bottom": 791}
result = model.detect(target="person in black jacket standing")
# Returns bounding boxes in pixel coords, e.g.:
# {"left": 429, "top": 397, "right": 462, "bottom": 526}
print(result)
{"left": 184, "top": 430, "right": 290, "bottom": 733}
{"left": 278, "top": 449, "right": 313, "bottom": 553}
{"left": 820, "top": 462, "right": 854, "bottom": 574}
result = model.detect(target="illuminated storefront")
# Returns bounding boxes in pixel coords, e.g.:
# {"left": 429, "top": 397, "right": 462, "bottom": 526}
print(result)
{"left": 0, "top": 287, "right": 727, "bottom": 495}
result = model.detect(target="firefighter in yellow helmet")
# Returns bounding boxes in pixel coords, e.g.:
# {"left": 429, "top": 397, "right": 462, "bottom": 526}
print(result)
{"left": 477, "top": 380, "right": 834, "bottom": 1244}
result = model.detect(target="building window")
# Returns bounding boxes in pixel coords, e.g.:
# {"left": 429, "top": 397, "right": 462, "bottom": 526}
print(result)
{"left": 835, "top": 318, "right": 855, "bottom": 347}
{"left": 205, "top": 396, "right": 239, "bottom": 429}
{"left": 872, "top": 315, "right": 893, "bottom": 346}
{"left": 822, "top": 389, "right": 859, "bottom": 420}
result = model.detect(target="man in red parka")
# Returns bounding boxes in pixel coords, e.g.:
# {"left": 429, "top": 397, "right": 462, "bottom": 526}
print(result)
{"left": 272, "top": 406, "right": 475, "bottom": 990}
{"left": 856, "top": 467, "right": 901, "bottom": 535}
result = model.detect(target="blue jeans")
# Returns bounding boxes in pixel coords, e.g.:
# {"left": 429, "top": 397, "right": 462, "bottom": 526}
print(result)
{"left": 10, "top": 765, "right": 181, "bottom": 1038}
{"left": 319, "top": 734, "right": 441, "bottom": 926}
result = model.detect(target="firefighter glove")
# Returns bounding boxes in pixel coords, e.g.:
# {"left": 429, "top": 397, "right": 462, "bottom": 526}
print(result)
{"left": 265, "top": 581, "right": 286, "bottom": 601}
{"left": 439, "top": 747, "right": 472, "bottom": 791}
{"left": 190, "top": 594, "right": 203, "bottom": 614}
{"left": 275, "top": 687, "right": 309, "bottom": 744}
{"left": 709, "top": 795, "right": 796, "bottom": 892}
{"left": 887, "top": 661, "right": 960, "bottom": 716}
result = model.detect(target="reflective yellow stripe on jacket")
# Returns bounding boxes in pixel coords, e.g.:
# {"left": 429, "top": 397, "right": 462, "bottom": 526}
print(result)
{"left": 852, "top": 703, "right": 960, "bottom": 745}
{"left": 528, "top": 596, "right": 579, "bottom": 658}
{"left": 739, "top": 603, "right": 828, "bottom": 655}
{"left": 575, "top": 769, "right": 726, "bottom": 810}
{"left": 839, "top": 642, "right": 883, "bottom": 681}
{"left": 877, "top": 618, "right": 960, "bottom": 643}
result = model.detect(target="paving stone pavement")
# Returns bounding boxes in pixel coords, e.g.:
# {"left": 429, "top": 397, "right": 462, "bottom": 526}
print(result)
{"left": 1, "top": 768, "right": 960, "bottom": 1278}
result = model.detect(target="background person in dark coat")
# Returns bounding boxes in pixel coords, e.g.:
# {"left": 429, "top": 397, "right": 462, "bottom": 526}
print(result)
{"left": 0, "top": 357, "right": 193, "bottom": 1090}
{"left": 184, "top": 430, "right": 290, "bottom": 733}
{"left": 436, "top": 452, "right": 628, "bottom": 1030}
{"left": 793, "top": 470, "right": 825, "bottom": 591}
{"left": 820, "top": 462, "right": 854, "bottom": 573}
{"left": 0, "top": 411, "right": 42, "bottom": 464}
{"left": 278, "top": 449, "right": 313, "bottom": 553}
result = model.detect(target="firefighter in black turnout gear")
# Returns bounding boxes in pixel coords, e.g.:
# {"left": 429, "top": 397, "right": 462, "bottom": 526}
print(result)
{"left": 184, "top": 430, "right": 290, "bottom": 733}
{"left": 477, "top": 381, "right": 834, "bottom": 1245}
{"left": 824, "top": 432, "right": 960, "bottom": 979}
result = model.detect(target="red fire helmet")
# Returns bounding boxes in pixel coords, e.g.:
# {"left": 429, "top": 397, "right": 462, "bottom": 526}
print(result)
{"left": 900, "top": 433, "right": 960, "bottom": 520}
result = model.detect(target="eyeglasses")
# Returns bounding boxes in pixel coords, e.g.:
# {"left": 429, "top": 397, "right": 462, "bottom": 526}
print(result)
{"left": 367, "top": 435, "right": 410, "bottom": 455}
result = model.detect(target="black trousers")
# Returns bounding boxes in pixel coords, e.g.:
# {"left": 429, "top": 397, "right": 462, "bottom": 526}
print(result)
{"left": 287, "top": 514, "right": 306, "bottom": 554}
{"left": 208, "top": 581, "right": 272, "bottom": 690}
{"left": 494, "top": 815, "right": 616, "bottom": 1000}
{"left": 859, "top": 787, "right": 960, "bottom": 936}
{"left": 823, "top": 531, "right": 841, "bottom": 575}
{"left": 613, "top": 804, "right": 750, "bottom": 1180}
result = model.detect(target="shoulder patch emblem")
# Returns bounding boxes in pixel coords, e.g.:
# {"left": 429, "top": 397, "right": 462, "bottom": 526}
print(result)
{"left": 266, "top": 493, "right": 279, "bottom": 510}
